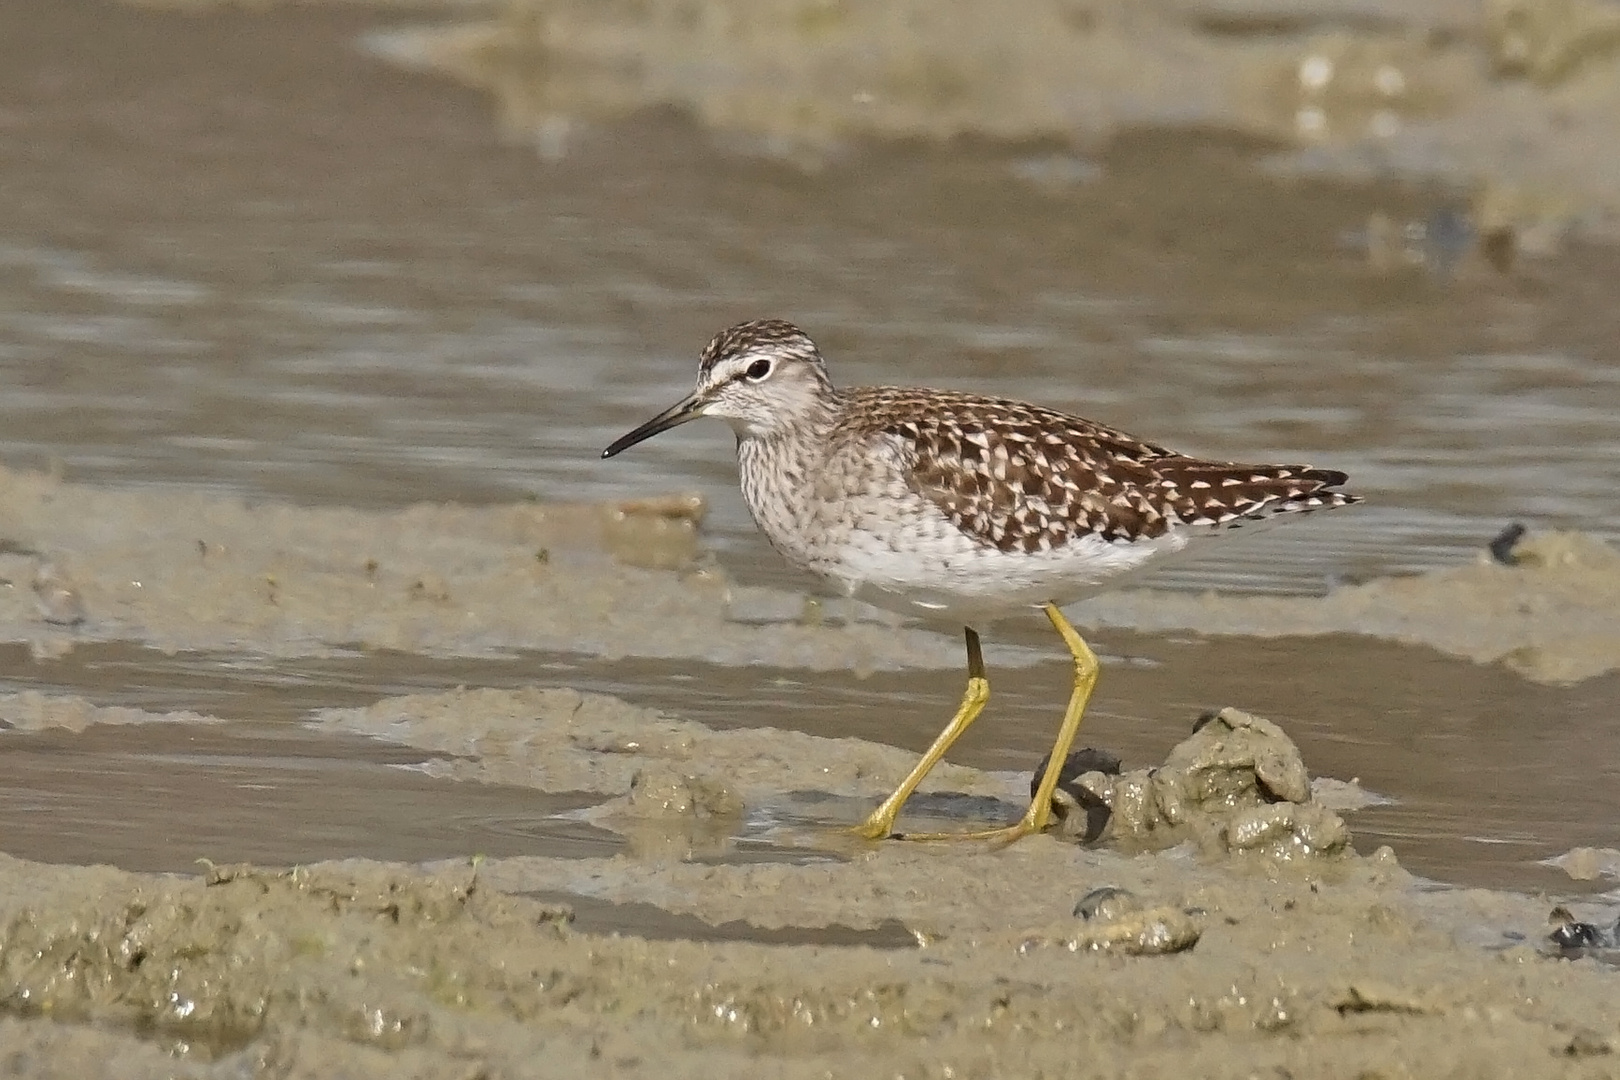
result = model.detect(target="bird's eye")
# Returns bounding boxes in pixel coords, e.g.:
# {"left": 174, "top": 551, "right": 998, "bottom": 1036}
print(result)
{"left": 744, "top": 358, "right": 772, "bottom": 381}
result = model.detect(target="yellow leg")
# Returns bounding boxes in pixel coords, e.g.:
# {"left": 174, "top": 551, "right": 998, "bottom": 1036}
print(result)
{"left": 1012, "top": 602, "right": 1101, "bottom": 837}
{"left": 850, "top": 627, "right": 990, "bottom": 840}
{"left": 898, "top": 602, "right": 1101, "bottom": 844}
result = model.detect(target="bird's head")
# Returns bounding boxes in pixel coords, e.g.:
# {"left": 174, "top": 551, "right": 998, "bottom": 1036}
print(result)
{"left": 602, "top": 319, "right": 833, "bottom": 457}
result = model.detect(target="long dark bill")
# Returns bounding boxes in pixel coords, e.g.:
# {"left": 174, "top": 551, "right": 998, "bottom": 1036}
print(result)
{"left": 601, "top": 393, "right": 706, "bottom": 458}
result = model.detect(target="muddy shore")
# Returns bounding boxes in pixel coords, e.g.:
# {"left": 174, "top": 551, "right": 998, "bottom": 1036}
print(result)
{"left": 0, "top": 688, "right": 1618, "bottom": 1078}
{"left": 2, "top": 465, "right": 1616, "bottom": 682}
{"left": 0, "top": 476, "right": 1618, "bottom": 1075}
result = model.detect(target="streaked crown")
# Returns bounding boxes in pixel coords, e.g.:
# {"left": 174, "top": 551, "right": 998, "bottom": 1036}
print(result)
{"left": 699, "top": 319, "right": 825, "bottom": 375}
{"left": 693, "top": 319, "right": 834, "bottom": 439}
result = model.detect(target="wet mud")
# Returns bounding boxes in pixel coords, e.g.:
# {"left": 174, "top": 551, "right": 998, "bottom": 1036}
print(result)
{"left": 0, "top": 461, "right": 1613, "bottom": 1068}
{"left": 0, "top": 688, "right": 1616, "bottom": 1077}
{"left": 1085, "top": 528, "right": 1620, "bottom": 684}
{"left": 0, "top": 464, "right": 966, "bottom": 671}
{"left": 3, "top": 466, "right": 1620, "bottom": 683}
{"left": 3, "top": 465, "right": 1616, "bottom": 682}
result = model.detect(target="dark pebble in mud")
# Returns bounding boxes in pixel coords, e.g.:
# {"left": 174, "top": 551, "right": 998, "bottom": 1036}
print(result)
{"left": 1031, "top": 746, "right": 1122, "bottom": 842}
{"left": 1489, "top": 522, "right": 1528, "bottom": 565}
{"left": 1549, "top": 904, "right": 1620, "bottom": 957}
{"left": 1073, "top": 885, "right": 1141, "bottom": 921}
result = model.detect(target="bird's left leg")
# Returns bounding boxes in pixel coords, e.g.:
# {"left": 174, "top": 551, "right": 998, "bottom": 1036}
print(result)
{"left": 931, "top": 601, "right": 1099, "bottom": 844}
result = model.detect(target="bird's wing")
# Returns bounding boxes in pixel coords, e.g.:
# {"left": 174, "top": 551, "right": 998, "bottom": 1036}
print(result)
{"left": 844, "top": 387, "right": 1355, "bottom": 555}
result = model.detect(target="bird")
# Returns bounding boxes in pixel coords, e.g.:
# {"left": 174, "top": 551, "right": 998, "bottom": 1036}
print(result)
{"left": 602, "top": 319, "right": 1358, "bottom": 843}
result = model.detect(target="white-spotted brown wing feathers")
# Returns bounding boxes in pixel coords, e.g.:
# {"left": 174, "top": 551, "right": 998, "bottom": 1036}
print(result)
{"left": 844, "top": 388, "right": 1357, "bottom": 555}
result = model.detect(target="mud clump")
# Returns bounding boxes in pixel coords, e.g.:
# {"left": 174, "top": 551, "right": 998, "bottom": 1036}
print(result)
{"left": 1019, "top": 904, "right": 1202, "bottom": 957}
{"left": 608, "top": 765, "right": 750, "bottom": 860}
{"left": 1051, "top": 707, "right": 1350, "bottom": 860}
{"left": 1549, "top": 845, "right": 1620, "bottom": 882}
{"left": 619, "top": 766, "right": 746, "bottom": 822}
{"left": 1024, "top": 887, "right": 1203, "bottom": 957}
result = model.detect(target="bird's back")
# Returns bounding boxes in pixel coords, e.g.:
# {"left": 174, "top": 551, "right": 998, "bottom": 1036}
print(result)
{"left": 833, "top": 385, "right": 1355, "bottom": 546}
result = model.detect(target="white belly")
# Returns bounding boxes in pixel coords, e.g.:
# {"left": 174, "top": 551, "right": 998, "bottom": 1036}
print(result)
{"left": 738, "top": 431, "right": 1193, "bottom": 623}
{"left": 826, "top": 498, "right": 1192, "bottom": 623}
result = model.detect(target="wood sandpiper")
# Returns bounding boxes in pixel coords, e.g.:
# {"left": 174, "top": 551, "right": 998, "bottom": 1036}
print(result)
{"left": 603, "top": 319, "right": 1358, "bottom": 843}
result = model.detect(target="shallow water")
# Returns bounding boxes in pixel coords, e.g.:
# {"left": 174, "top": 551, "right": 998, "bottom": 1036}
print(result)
{"left": 1, "top": 639, "right": 1615, "bottom": 892}
{"left": 0, "top": 718, "right": 619, "bottom": 873}
{"left": 0, "top": 0, "right": 1617, "bottom": 893}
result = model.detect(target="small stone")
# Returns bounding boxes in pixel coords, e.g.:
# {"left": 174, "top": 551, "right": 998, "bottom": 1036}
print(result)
{"left": 1073, "top": 886, "right": 1141, "bottom": 921}
{"left": 1488, "top": 522, "right": 1526, "bottom": 565}
{"left": 1023, "top": 905, "right": 1201, "bottom": 956}
{"left": 1033, "top": 747, "right": 1120, "bottom": 842}
{"left": 31, "top": 562, "right": 86, "bottom": 627}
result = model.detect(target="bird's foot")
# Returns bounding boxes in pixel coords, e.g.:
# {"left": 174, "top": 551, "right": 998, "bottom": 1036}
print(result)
{"left": 849, "top": 808, "right": 1046, "bottom": 846}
